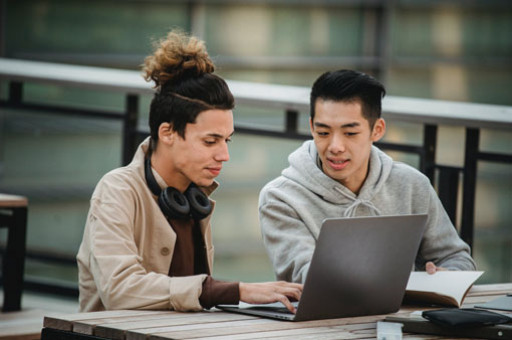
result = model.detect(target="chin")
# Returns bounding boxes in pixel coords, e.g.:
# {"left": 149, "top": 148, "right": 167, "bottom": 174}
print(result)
{"left": 195, "top": 179, "right": 214, "bottom": 187}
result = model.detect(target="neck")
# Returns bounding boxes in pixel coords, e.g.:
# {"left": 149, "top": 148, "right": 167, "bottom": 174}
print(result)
{"left": 150, "top": 149, "right": 190, "bottom": 193}
{"left": 341, "top": 159, "right": 371, "bottom": 195}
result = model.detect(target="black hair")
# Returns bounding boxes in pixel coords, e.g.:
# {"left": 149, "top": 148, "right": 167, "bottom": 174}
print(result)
{"left": 310, "top": 70, "right": 385, "bottom": 128}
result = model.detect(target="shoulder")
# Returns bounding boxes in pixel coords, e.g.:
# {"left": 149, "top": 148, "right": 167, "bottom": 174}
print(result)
{"left": 97, "top": 165, "right": 138, "bottom": 189}
{"left": 259, "top": 175, "right": 302, "bottom": 204}
{"left": 92, "top": 165, "right": 145, "bottom": 203}
{"left": 389, "top": 161, "right": 431, "bottom": 187}
{"left": 260, "top": 176, "right": 288, "bottom": 199}
{"left": 381, "top": 161, "right": 438, "bottom": 208}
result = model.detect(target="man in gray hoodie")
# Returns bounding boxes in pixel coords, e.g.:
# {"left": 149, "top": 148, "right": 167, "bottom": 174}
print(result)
{"left": 259, "top": 69, "right": 476, "bottom": 284}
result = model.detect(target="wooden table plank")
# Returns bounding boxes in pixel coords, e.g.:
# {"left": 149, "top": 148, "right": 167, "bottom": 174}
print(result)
{"left": 252, "top": 323, "right": 375, "bottom": 340}
{"left": 174, "top": 326, "right": 376, "bottom": 340}
{"left": 147, "top": 314, "right": 388, "bottom": 340}
{"left": 98, "top": 313, "right": 259, "bottom": 340}
{"left": 72, "top": 310, "right": 178, "bottom": 335}
{"left": 129, "top": 318, "right": 273, "bottom": 340}
{"left": 43, "top": 310, "right": 162, "bottom": 331}
{"left": 262, "top": 327, "right": 375, "bottom": 340}
{"left": 190, "top": 322, "right": 376, "bottom": 340}
{"left": 114, "top": 312, "right": 268, "bottom": 340}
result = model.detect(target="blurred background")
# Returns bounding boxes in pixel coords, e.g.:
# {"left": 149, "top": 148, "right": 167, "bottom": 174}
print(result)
{"left": 0, "top": 0, "right": 511, "bottom": 300}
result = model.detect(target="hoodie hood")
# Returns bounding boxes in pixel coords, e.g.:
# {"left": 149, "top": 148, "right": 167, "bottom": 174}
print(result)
{"left": 282, "top": 140, "right": 393, "bottom": 216}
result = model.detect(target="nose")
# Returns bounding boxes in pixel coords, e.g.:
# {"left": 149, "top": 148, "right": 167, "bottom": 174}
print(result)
{"left": 328, "top": 133, "right": 346, "bottom": 154}
{"left": 215, "top": 141, "right": 230, "bottom": 162}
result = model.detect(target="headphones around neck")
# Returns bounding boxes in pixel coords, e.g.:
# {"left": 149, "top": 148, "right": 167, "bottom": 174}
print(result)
{"left": 144, "top": 157, "right": 212, "bottom": 220}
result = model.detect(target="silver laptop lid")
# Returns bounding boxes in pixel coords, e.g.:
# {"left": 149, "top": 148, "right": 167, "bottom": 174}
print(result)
{"left": 217, "top": 214, "right": 427, "bottom": 321}
{"left": 294, "top": 214, "right": 427, "bottom": 321}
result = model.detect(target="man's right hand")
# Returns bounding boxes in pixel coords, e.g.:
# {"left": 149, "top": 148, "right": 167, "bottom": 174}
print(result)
{"left": 239, "top": 281, "right": 303, "bottom": 314}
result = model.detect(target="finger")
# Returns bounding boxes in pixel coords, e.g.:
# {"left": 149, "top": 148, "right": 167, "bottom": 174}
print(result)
{"left": 276, "top": 281, "right": 304, "bottom": 290}
{"left": 426, "top": 261, "right": 437, "bottom": 274}
{"left": 277, "top": 295, "right": 296, "bottom": 314}
{"left": 280, "top": 287, "right": 302, "bottom": 301}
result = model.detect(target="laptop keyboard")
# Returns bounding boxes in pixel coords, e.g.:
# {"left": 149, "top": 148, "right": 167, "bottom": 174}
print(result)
{"left": 253, "top": 306, "right": 292, "bottom": 314}
{"left": 250, "top": 302, "right": 299, "bottom": 314}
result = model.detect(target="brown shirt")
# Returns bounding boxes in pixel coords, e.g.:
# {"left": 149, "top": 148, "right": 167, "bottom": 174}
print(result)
{"left": 168, "top": 217, "right": 239, "bottom": 309}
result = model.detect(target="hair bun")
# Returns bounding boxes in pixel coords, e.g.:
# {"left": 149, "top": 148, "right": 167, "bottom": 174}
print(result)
{"left": 143, "top": 30, "right": 215, "bottom": 89}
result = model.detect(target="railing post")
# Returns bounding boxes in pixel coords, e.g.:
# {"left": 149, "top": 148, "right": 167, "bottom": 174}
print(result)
{"left": 461, "top": 128, "right": 479, "bottom": 250}
{"left": 122, "top": 94, "right": 139, "bottom": 166}
{"left": 285, "top": 109, "right": 299, "bottom": 136}
{"left": 2, "top": 206, "right": 27, "bottom": 311}
{"left": 437, "top": 166, "right": 460, "bottom": 227}
{"left": 8, "top": 81, "right": 23, "bottom": 104}
{"left": 420, "top": 124, "right": 437, "bottom": 184}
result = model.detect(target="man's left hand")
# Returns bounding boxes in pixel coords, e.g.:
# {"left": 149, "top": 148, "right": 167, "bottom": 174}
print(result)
{"left": 425, "top": 261, "right": 447, "bottom": 274}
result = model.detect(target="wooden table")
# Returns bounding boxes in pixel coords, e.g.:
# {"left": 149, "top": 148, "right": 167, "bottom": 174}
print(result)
{"left": 40, "top": 284, "right": 512, "bottom": 340}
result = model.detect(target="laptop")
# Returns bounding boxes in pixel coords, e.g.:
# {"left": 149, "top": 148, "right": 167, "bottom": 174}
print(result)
{"left": 217, "top": 214, "right": 427, "bottom": 321}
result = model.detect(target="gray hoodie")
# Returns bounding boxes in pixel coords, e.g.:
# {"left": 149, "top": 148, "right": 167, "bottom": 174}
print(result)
{"left": 259, "top": 140, "right": 476, "bottom": 283}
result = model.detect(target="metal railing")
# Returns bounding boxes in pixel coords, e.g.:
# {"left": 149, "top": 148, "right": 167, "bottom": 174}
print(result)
{"left": 1, "top": 58, "right": 511, "bottom": 295}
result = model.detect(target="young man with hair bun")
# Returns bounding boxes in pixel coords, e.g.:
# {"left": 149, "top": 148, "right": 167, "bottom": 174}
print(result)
{"left": 77, "top": 30, "right": 302, "bottom": 313}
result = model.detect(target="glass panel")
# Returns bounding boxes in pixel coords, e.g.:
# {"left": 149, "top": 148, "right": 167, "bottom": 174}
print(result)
{"left": 204, "top": 4, "right": 363, "bottom": 57}
{"left": 0, "top": 109, "right": 122, "bottom": 263}
{"left": 480, "top": 129, "right": 512, "bottom": 154}
{"left": 392, "top": 7, "right": 512, "bottom": 59}
{"left": 466, "top": 69, "right": 512, "bottom": 106}
{"left": 5, "top": 0, "right": 188, "bottom": 66}
{"left": 386, "top": 68, "right": 433, "bottom": 99}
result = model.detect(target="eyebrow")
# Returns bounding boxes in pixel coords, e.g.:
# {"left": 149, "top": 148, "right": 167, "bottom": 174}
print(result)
{"left": 206, "top": 131, "right": 235, "bottom": 139}
{"left": 313, "top": 122, "right": 361, "bottom": 128}
{"left": 340, "top": 122, "right": 361, "bottom": 128}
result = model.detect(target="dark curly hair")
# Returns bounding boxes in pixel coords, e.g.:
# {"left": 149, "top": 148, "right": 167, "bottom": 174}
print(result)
{"left": 142, "top": 30, "right": 234, "bottom": 151}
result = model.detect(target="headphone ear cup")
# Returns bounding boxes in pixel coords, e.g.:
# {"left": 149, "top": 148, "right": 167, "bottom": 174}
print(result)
{"left": 158, "top": 187, "right": 190, "bottom": 219}
{"left": 185, "top": 185, "right": 212, "bottom": 220}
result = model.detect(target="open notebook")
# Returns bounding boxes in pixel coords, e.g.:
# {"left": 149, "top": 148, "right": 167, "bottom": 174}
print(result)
{"left": 218, "top": 214, "right": 428, "bottom": 321}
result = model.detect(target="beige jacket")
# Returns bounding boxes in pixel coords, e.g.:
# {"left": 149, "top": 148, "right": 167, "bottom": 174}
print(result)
{"left": 77, "top": 137, "right": 216, "bottom": 312}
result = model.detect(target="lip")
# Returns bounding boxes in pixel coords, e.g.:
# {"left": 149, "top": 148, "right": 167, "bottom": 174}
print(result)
{"left": 206, "top": 167, "right": 222, "bottom": 176}
{"left": 327, "top": 158, "right": 349, "bottom": 171}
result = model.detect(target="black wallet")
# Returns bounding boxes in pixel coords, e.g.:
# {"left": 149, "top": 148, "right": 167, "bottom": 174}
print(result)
{"left": 422, "top": 308, "right": 512, "bottom": 327}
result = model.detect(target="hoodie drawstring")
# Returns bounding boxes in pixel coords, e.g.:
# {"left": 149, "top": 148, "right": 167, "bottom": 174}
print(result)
{"left": 343, "top": 199, "right": 381, "bottom": 217}
{"left": 334, "top": 187, "right": 381, "bottom": 217}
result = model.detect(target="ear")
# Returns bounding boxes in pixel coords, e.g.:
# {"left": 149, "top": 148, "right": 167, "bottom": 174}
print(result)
{"left": 309, "top": 117, "right": 314, "bottom": 136}
{"left": 158, "top": 122, "right": 176, "bottom": 146}
{"left": 371, "top": 118, "right": 386, "bottom": 142}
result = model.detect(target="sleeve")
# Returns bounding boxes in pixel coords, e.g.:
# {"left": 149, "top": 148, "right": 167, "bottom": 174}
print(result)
{"left": 199, "top": 276, "right": 239, "bottom": 309}
{"left": 415, "top": 183, "right": 477, "bottom": 271}
{"left": 258, "top": 187, "right": 316, "bottom": 284}
{"left": 85, "top": 180, "right": 207, "bottom": 311}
